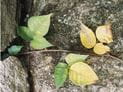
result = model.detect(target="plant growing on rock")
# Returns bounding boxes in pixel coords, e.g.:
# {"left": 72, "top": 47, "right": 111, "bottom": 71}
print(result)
{"left": 8, "top": 14, "right": 53, "bottom": 55}
{"left": 54, "top": 53, "right": 99, "bottom": 88}
{"left": 54, "top": 22, "right": 113, "bottom": 88}
{"left": 7, "top": 14, "right": 113, "bottom": 89}
{"left": 17, "top": 14, "right": 53, "bottom": 49}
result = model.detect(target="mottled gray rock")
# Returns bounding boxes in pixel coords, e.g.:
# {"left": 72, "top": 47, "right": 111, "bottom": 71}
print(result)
{"left": 85, "top": 55, "right": 123, "bottom": 92}
{"left": 25, "top": 0, "right": 123, "bottom": 92}
{"left": 1, "top": 0, "right": 123, "bottom": 92}
{"left": 27, "top": 51, "right": 123, "bottom": 92}
{"left": 28, "top": 51, "right": 84, "bottom": 92}
{"left": 0, "top": 56, "right": 29, "bottom": 92}
{"left": 43, "top": 0, "right": 123, "bottom": 58}
{"left": 27, "top": 51, "right": 64, "bottom": 92}
{"left": 1, "top": 0, "right": 18, "bottom": 51}
{"left": 28, "top": 0, "right": 123, "bottom": 57}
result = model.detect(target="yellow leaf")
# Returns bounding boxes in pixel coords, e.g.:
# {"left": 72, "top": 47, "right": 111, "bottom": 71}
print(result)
{"left": 69, "top": 62, "right": 98, "bottom": 85}
{"left": 80, "top": 23, "right": 96, "bottom": 48}
{"left": 93, "top": 43, "right": 110, "bottom": 55}
{"left": 96, "top": 24, "right": 113, "bottom": 44}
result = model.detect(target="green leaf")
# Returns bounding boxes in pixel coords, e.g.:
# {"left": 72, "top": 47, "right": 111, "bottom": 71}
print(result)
{"left": 65, "top": 53, "right": 89, "bottom": 66}
{"left": 28, "top": 13, "right": 52, "bottom": 36}
{"left": 17, "top": 26, "right": 33, "bottom": 41}
{"left": 8, "top": 45, "right": 23, "bottom": 55}
{"left": 54, "top": 62, "right": 68, "bottom": 88}
{"left": 30, "top": 37, "right": 53, "bottom": 49}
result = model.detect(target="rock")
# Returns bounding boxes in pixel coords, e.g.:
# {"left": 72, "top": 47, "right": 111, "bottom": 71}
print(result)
{"left": 28, "top": 0, "right": 123, "bottom": 57}
{"left": 1, "top": 0, "right": 20, "bottom": 51}
{"left": 86, "top": 55, "right": 123, "bottom": 92}
{"left": 0, "top": 56, "right": 29, "bottom": 92}
{"left": 30, "top": 0, "right": 46, "bottom": 16}
{"left": 1, "top": 0, "right": 123, "bottom": 91}
{"left": 42, "top": 0, "right": 123, "bottom": 57}
{"left": 27, "top": 51, "right": 65, "bottom": 92}
{"left": 27, "top": 51, "right": 123, "bottom": 92}
{"left": 25, "top": 0, "right": 123, "bottom": 92}
{"left": 28, "top": 51, "right": 88, "bottom": 92}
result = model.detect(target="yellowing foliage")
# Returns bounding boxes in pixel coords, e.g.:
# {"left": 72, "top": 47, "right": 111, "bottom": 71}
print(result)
{"left": 93, "top": 43, "right": 110, "bottom": 55}
{"left": 69, "top": 62, "right": 99, "bottom": 85}
{"left": 80, "top": 23, "right": 96, "bottom": 48}
{"left": 96, "top": 24, "right": 113, "bottom": 44}
{"left": 79, "top": 22, "right": 113, "bottom": 55}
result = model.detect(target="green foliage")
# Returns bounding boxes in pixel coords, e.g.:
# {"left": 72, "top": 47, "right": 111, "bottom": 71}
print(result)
{"left": 17, "top": 26, "right": 33, "bottom": 41}
{"left": 28, "top": 14, "right": 52, "bottom": 36}
{"left": 17, "top": 14, "right": 53, "bottom": 49}
{"left": 30, "top": 37, "right": 53, "bottom": 49}
{"left": 65, "top": 53, "right": 88, "bottom": 66}
{"left": 8, "top": 45, "right": 23, "bottom": 55}
{"left": 54, "top": 62, "right": 68, "bottom": 88}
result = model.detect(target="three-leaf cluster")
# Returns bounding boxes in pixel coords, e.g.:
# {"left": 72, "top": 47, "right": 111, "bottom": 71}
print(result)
{"left": 54, "top": 53, "right": 98, "bottom": 88}
{"left": 17, "top": 14, "right": 53, "bottom": 49}
{"left": 80, "top": 23, "right": 113, "bottom": 55}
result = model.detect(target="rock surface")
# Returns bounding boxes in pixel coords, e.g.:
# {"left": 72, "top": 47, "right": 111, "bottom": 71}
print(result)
{"left": 1, "top": 0, "right": 123, "bottom": 92}
{"left": 28, "top": 52, "right": 123, "bottom": 92}
{"left": 0, "top": 56, "right": 29, "bottom": 92}
{"left": 27, "top": 51, "right": 65, "bottom": 92}
{"left": 1, "top": 0, "right": 19, "bottom": 51}
{"left": 44, "top": 0, "right": 123, "bottom": 58}
{"left": 26, "top": 0, "right": 123, "bottom": 56}
{"left": 21, "top": 0, "right": 123, "bottom": 92}
{"left": 86, "top": 55, "right": 123, "bottom": 92}
{"left": 26, "top": 0, "right": 123, "bottom": 92}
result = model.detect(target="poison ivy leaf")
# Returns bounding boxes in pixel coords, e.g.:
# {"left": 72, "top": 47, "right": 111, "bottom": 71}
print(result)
{"left": 54, "top": 62, "right": 68, "bottom": 88}
{"left": 96, "top": 24, "right": 113, "bottom": 44}
{"left": 65, "top": 53, "right": 89, "bottom": 66}
{"left": 93, "top": 43, "right": 110, "bottom": 55}
{"left": 30, "top": 37, "right": 52, "bottom": 49}
{"left": 28, "top": 14, "right": 52, "bottom": 36}
{"left": 8, "top": 45, "right": 23, "bottom": 55}
{"left": 80, "top": 23, "right": 96, "bottom": 49}
{"left": 69, "top": 62, "right": 98, "bottom": 85}
{"left": 17, "top": 26, "right": 33, "bottom": 41}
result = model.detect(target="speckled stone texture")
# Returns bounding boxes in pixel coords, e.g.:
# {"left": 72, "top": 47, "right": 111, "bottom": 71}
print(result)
{"left": 0, "top": 57, "right": 29, "bottom": 92}
{"left": 44, "top": 0, "right": 123, "bottom": 58}
{"left": 28, "top": 52, "right": 123, "bottom": 92}
{"left": 1, "top": 0, "right": 123, "bottom": 92}
{"left": 26, "top": 0, "right": 123, "bottom": 92}
{"left": 32, "top": 0, "right": 122, "bottom": 54}
{"left": 1, "top": 0, "right": 18, "bottom": 51}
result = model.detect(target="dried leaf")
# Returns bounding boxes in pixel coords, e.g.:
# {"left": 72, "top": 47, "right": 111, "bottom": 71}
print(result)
{"left": 80, "top": 23, "right": 96, "bottom": 48}
{"left": 65, "top": 53, "right": 89, "bottom": 66}
{"left": 69, "top": 62, "right": 98, "bottom": 85}
{"left": 93, "top": 43, "right": 110, "bottom": 55}
{"left": 54, "top": 62, "right": 68, "bottom": 88}
{"left": 96, "top": 24, "right": 113, "bottom": 44}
